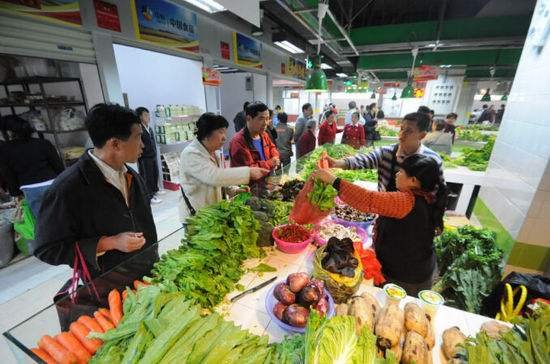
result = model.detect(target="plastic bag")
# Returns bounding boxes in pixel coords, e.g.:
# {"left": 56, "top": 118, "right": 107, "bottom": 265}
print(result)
{"left": 13, "top": 199, "right": 35, "bottom": 255}
{"left": 289, "top": 177, "right": 335, "bottom": 225}
{"left": 482, "top": 272, "right": 550, "bottom": 317}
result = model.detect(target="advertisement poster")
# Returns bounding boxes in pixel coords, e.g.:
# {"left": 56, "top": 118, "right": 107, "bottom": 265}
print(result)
{"left": 131, "top": 0, "right": 199, "bottom": 53}
{"left": 413, "top": 65, "right": 438, "bottom": 81}
{"left": 286, "top": 58, "right": 306, "bottom": 79}
{"left": 220, "top": 41, "right": 230, "bottom": 60}
{"left": 94, "top": 0, "right": 120, "bottom": 32}
{"left": 233, "top": 32, "right": 262, "bottom": 68}
{"left": 0, "top": 0, "right": 81, "bottom": 26}
{"left": 202, "top": 67, "right": 222, "bottom": 86}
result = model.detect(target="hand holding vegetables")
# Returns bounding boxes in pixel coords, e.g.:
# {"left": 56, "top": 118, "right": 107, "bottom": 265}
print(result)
{"left": 98, "top": 232, "right": 145, "bottom": 253}
{"left": 311, "top": 166, "right": 337, "bottom": 185}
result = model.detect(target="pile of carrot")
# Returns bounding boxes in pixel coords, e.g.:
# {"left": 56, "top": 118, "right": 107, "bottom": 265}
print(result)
{"left": 30, "top": 288, "right": 124, "bottom": 364}
{"left": 317, "top": 150, "right": 330, "bottom": 169}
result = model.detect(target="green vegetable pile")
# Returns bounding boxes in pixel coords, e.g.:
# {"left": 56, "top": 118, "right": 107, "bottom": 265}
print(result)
{"left": 150, "top": 200, "right": 261, "bottom": 308}
{"left": 90, "top": 286, "right": 274, "bottom": 363}
{"left": 461, "top": 304, "right": 550, "bottom": 363}
{"left": 299, "top": 144, "right": 361, "bottom": 179}
{"left": 434, "top": 225, "right": 504, "bottom": 313}
{"left": 377, "top": 126, "right": 399, "bottom": 137}
{"left": 270, "top": 334, "right": 304, "bottom": 364}
{"left": 333, "top": 168, "right": 378, "bottom": 182}
{"left": 462, "top": 124, "right": 499, "bottom": 132}
{"left": 440, "top": 136, "right": 495, "bottom": 171}
{"left": 308, "top": 179, "right": 338, "bottom": 212}
{"left": 457, "top": 128, "right": 491, "bottom": 142}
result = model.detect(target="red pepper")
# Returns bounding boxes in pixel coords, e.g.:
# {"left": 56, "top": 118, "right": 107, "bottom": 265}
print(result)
{"left": 354, "top": 242, "right": 386, "bottom": 285}
{"left": 277, "top": 224, "right": 310, "bottom": 243}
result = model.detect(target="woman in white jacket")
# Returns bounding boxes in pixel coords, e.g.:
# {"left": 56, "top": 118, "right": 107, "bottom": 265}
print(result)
{"left": 179, "top": 113, "right": 268, "bottom": 223}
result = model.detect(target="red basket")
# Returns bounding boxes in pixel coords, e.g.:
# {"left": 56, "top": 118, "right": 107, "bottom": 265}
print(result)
{"left": 272, "top": 225, "right": 314, "bottom": 254}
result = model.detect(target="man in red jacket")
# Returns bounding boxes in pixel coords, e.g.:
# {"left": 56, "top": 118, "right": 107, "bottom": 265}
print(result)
{"left": 230, "top": 101, "right": 280, "bottom": 176}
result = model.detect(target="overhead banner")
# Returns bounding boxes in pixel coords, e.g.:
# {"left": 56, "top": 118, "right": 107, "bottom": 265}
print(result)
{"left": 233, "top": 32, "right": 262, "bottom": 68}
{"left": 202, "top": 67, "right": 222, "bottom": 86}
{"left": 414, "top": 65, "right": 439, "bottom": 82}
{"left": 94, "top": 0, "right": 121, "bottom": 32}
{"left": 0, "top": 0, "right": 81, "bottom": 26}
{"left": 131, "top": 0, "right": 199, "bottom": 53}
{"left": 286, "top": 58, "right": 306, "bottom": 79}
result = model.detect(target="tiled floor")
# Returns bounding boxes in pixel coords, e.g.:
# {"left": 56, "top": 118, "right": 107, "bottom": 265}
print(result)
{"left": 0, "top": 189, "right": 183, "bottom": 363}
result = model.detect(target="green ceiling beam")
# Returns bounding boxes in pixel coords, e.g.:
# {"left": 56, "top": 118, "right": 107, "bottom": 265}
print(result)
{"left": 464, "top": 68, "right": 516, "bottom": 79}
{"left": 350, "top": 15, "right": 532, "bottom": 46}
{"left": 358, "top": 48, "right": 522, "bottom": 70}
{"left": 372, "top": 71, "right": 408, "bottom": 81}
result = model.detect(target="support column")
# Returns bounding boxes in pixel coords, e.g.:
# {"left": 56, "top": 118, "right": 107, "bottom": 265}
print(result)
{"left": 91, "top": 33, "right": 124, "bottom": 104}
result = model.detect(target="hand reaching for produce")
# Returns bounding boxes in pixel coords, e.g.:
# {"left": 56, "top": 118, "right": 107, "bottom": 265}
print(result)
{"left": 98, "top": 232, "right": 145, "bottom": 253}
{"left": 249, "top": 167, "right": 270, "bottom": 180}
{"left": 270, "top": 156, "right": 281, "bottom": 167}
{"left": 327, "top": 156, "right": 346, "bottom": 169}
{"left": 311, "top": 166, "right": 337, "bottom": 185}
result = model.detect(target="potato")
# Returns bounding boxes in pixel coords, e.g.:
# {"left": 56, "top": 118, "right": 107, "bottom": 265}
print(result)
{"left": 404, "top": 302, "right": 430, "bottom": 337}
{"left": 480, "top": 320, "right": 510, "bottom": 339}
{"left": 375, "top": 303, "right": 404, "bottom": 349}
{"left": 402, "top": 331, "right": 430, "bottom": 364}
{"left": 349, "top": 296, "right": 377, "bottom": 333}
{"left": 442, "top": 326, "right": 466, "bottom": 360}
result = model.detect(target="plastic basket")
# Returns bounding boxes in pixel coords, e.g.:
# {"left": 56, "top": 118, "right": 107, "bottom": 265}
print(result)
{"left": 272, "top": 224, "right": 314, "bottom": 254}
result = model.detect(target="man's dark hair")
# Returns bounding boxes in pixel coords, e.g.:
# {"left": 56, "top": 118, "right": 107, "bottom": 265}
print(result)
{"left": 3, "top": 115, "right": 34, "bottom": 140}
{"left": 446, "top": 113, "right": 458, "bottom": 119}
{"left": 278, "top": 112, "right": 288, "bottom": 124}
{"left": 348, "top": 101, "right": 356, "bottom": 109}
{"left": 403, "top": 112, "right": 431, "bottom": 132}
{"left": 135, "top": 107, "right": 149, "bottom": 118}
{"left": 429, "top": 109, "right": 435, "bottom": 115}
{"left": 302, "top": 103, "right": 312, "bottom": 112}
{"left": 195, "top": 112, "right": 229, "bottom": 141}
{"left": 86, "top": 103, "right": 140, "bottom": 148}
{"left": 245, "top": 101, "right": 269, "bottom": 118}
{"left": 275, "top": 105, "right": 282, "bottom": 110}
{"left": 482, "top": 104, "right": 488, "bottom": 109}
{"left": 369, "top": 102, "right": 377, "bottom": 110}
{"left": 417, "top": 105, "right": 431, "bottom": 114}
{"left": 243, "top": 101, "right": 250, "bottom": 111}
{"left": 433, "top": 119, "right": 446, "bottom": 131}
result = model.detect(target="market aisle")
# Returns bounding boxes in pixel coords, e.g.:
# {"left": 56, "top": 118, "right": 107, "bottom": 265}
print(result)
{"left": 0, "top": 189, "right": 183, "bottom": 363}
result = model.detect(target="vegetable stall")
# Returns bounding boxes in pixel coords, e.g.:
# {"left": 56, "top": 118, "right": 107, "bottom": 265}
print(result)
{"left": 3, "top": 147, "right": 548, "bottom": 364}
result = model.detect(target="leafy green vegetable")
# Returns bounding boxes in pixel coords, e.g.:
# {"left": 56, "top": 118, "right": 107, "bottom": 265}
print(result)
{"left": 151, "top": 200, "right": 261, "bottom": 308}
{"left": 308, "top": 179, "right": 338, "bottom": 212}
{"left": 377, "top": 126, "right": 399, "bottom": 137}
{"left": 456, "top": 128, "right": 492, "bottom": 142}
{"left": 248, "top": 263, "right": 277, "bottom": 273}
{"left": 333, "top": 168, "right": 378, "bottom": 182}
{"left": 270, "top": 334, "right": 304, "bottom": 364}
{"left": 434, "top": 225, "right": 504, "bottom": 313}
{"left": 299, "top": 144, "right": 363, "bottom": 179}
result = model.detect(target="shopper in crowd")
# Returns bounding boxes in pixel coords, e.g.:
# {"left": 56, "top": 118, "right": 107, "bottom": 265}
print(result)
{"left": 312, "top": 154, "right": 448, "bottom": 295}
{"left": 294, "top": 103, "right": 314, "bottom": 155}
{"left": 318, "top": 110, "right": 342, "bottom": 146}
{"left": 342, "top": 111, "right": 366, "bottom": 149}
{"left": 136, "top": 107, "right": 161, "bottom": 204}
{"left": 230, "top": 101, "right": 280, "bottom": 173}
{"left": 179, "top": 113, "right": 269, "bottom": 222}
{"left": 360, "top": 105, "right": 366, "bottom": 119}
{"left": 443, "top": 112, "right": 458, "bottom": 143}
{"left": 233, "top": 101, "right": 250, "bottom": 133}
{"left": 0, "top": 115, "right": 64, "bottom": 219}
{"left": 479, "top": 104, "right": 496, "bottom": 124}
{"left": 423, "top": 118, "right": 453, "bottom": 155}
{"left": 364, "top": 103, "right": 378, "bottom": 146}
{"left": 496, "top": 104, "right": 505, "bottom": 124}
{"left": 298, "top": 119, "right": 317, "bottom": 157}
{"left": 345, "top": 101, "right": 365, "bottom": 125}
{"left": 376, "top": 107, "right": 385, "bottom": 119}
{"left": 429, "top": 109, "right": 435, "bottom": 121}
{"left": 327, "top": 112, "right": 445, "bottom": 193}
{"left": 275, "top": 112, "right": 294, "bottom": 166}
{"left": 34, "top": 103, "right": 159, "bottom": 279}
{"left": 272, "top": 105, "right": 282, "bottom": 127}
{"left": 266, "top": 109, "right": 278, "bottom": 145}
{"left": 418, "top": 105, "right": 431, "bottom": 115}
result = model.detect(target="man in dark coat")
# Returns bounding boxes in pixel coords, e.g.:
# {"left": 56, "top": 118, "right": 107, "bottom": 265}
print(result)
{"left": 34, "top": 103, "right": 159, "bottom": 279}
{"left": 136, "top": 107, "right": 161, "bottom": 204}
{"left": 233, "top": 101, "right": 250, "bottom": 133}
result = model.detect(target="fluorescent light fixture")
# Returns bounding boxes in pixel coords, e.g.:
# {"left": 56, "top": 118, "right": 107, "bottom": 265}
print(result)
{"left": 274, "top": 41, "right": 304, "bottom": 54}
{"left": 336, "top": 73, "right": 348, "bottom": 77}
{"left": 320, "top": 63, "right": 333, "bottom": 69}
{"left": 336, "top": 60, "right": 352, "bottom": 65}
{"left": 440, "top": 64, "right": 452, "bottom": 68}
{"left": 183, "top": 0, "right": 225, "bottom": 13}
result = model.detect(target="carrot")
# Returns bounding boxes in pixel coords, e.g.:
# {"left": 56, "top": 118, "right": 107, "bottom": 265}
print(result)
{"left": 38, "top": 335, "right": 78, "bottom": 364}
{"left": 108, "top": 289, "right": 123, "bottom": 326}
{"left": 77, "top": 315, "right": 104, "bottom": 334}
{"left": 69, "top": 322, "right": 102, "bottom": 354}
{"left": 133, "top": 280, "right": 149, "bottom": 290}
{"left": 31, "top": 348, "right": 56, "bottom": 364}
{"left": 98, "top": 308, "right": 114, "bottom": 323}
{"left": 55, "top": 332, "right": 91, "bottom": 363}
{"left": 94, "top": 311, "right": 114, "bottom": 332}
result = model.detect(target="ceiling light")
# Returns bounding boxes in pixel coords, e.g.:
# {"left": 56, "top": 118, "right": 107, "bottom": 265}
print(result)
{"left": 392, "top": 92, "right": 397, "bottom": 101}
{"left": 274, "top": 41, "right": 304, "bottom": 54}
{"left": 481, "top": 88, "right": 492, "bottom": 102}
{"left": 320, "top": 63, "right": 333, "bottom": 69}
{"left": 336, "top": 60, "right": 352, "bottom": 65}
{"left": 440, "top": 65, "right": 452, "bottom": 68}
{"left": 183, "top": 0, "right": 225, "bottom": 13}
{"left": 427, "top": 43, "right": 436, "bottom": 47}
{"left": 501, "top": 92, "right": 508, "bottom": 101}
{"left": 305, "top": 56, "right": 328, "bottom": 92}
{"left": 370, "top": 91, "right": 376, "bottom": 99}
{"left": 336, "top": 73, "right": 348, "bottom": 78}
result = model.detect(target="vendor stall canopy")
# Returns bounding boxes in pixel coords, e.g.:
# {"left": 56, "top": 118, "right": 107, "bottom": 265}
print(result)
{"left": 260, "top": 0, "right": 536, "bottom": 83}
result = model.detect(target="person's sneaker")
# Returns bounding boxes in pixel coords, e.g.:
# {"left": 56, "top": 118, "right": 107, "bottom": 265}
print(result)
{"left": 151, "top": 196, "right": 162, "bottom": 204}
{"left": 156, "top": 190, "right": 167, "bottom": 195}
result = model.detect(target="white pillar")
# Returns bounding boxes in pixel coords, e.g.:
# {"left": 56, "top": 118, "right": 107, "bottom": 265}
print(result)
{"left": 91, "top": 33, "right": 123, "bottom": 104}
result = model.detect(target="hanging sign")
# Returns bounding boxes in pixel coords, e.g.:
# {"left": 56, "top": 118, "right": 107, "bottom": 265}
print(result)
{"left": 286, "top": 58, "right": 306, "bottom": 79}
{"left": 413, "top": 65, "right": 439, "bottom": 81}
{"left": 202, "top": 67, "right": 222, "bottom": 86}
{"left": 220, "top": 41, "right": 230, "bottom": 60}
{"left": 0, "top": 0, "right": 81, "bottom": 26}
{"left": 233, "top": 32, "right": 262, "bottom": 68}
{"left": 131, "top": 0, "right": 199, "bottom": 53}
{"left": 94, "top": 0, "right": 121, "bottom": 32}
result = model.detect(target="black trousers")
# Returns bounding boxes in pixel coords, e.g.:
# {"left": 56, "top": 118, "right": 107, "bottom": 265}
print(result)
{"left": 138, "top": 157, "right": 159, "bottom": 199}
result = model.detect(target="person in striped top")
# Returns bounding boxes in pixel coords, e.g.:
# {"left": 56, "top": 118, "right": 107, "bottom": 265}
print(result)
{"left": 327, "top": 112, "right": 445, "bottom": 192}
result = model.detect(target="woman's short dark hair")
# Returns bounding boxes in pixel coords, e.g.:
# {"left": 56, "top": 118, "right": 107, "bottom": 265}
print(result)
{"left": 278, "top": 112, "right": 288, "bottom": 124}
{"left": 403, "top": 112, "right": 431, "bottom": 132}
{"left": 323, "top": 110, "right": 334, "bottom": 120}
{"left": 446, "top": 113, "right": 457, "bottom": 119}
{"left": 302, "top": 103, "right": 312, "bottom": 112}
{"left": 369, "top": 103, "right": 377, "bottom": 110}
{"left": 86, "top": 103, "right": 140, "bottom": 148}
{"left": 195, "top": 112, "right": 228, "bottom": 141}
{"left": 400, "top": 154, "right": 448, "bottom": 233}
{"left": 245, "top": 101, "right": 268, "bottom": 118}
{"left": 433, "top": 119, "right": 446, "bottom": 131}
{"left": 135, "top": 107, "right": 149, "bottom": 118}
{"left": 3, "top": 115, "right": 34, "bottom": 140}
{"left": 243, "top": 101, "right": 250, "bottom": 111}
{"left": 418, "top": 105, "right": 431, "bottom": 114}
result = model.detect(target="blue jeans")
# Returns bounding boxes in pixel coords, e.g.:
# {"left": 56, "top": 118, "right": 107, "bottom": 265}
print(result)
{"left": 21, "top": 183, "right": 52, "bottom": 219}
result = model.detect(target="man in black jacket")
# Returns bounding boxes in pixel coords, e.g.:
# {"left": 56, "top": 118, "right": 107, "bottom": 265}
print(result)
{"left": 34, "top": 104, "right": 158, "bottom": 279}
{"left": 136, "top": 107, "right": 161, "bottom": 204}
{"left": 233, "top": 101, "right": 249, "bottom": 133}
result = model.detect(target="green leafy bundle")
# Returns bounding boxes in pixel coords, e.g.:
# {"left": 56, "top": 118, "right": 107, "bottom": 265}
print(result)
{"left": 462, "top": 304, "right": 550, "bottom": 364}
{"left": 308, "top": 178, "right": 338, "bottom": 212}
{"left": 91, "top": 287, "right": 274, "bottom": 364}
{"left": 333, "top": 168, "right": 378, "bottom": 182}
{"left": 434, "top": 225, "right": 504, "bottom": 313}
{"left": 151, "top": 200, "right": 261, "bottom": 308}
{"left": 377, "top": 126, "right": 399, "bottom": 137}
{"left": 270, "top": 334, "right": 305, "bottom": 364}
{"left": 299, "top": 144, "right": 360, "bottom": 179}
{"left": 458, "top": 136, "right": 495, "bottom": 171}
{"left": 457, "top": 128, "right": 492, "bottom": 142}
